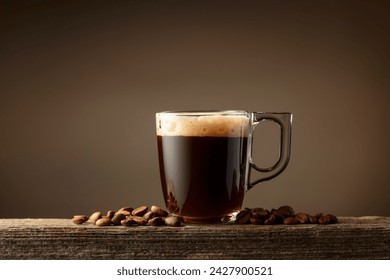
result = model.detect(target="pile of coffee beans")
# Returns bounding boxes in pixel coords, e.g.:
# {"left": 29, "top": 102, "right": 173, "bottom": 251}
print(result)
{"left": 72, "top": 205, "right": 182, "bottom": 227}
{"left": 72, "top": 205, "right": 338, "bottom": 226}
{"left": 232, "top": 205, "right": 338, "bottom": 225}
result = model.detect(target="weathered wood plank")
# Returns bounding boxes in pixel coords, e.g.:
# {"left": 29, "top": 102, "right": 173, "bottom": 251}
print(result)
{"left": 0, "top": 217, "right": 389, "bottom": 259}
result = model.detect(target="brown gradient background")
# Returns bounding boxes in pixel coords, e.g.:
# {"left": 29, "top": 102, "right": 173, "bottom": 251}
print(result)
{"left": 1, "top": 0, "right": 389, "bottom": 218}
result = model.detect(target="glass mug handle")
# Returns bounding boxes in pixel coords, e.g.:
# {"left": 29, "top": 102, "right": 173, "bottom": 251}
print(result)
{"left": 248, "top": 112, "right": 292, "bottom": 189}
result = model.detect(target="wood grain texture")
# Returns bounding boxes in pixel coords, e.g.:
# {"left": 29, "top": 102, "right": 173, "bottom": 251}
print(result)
{"left": 0, "top": 217, "right": 389, "bottom": 259}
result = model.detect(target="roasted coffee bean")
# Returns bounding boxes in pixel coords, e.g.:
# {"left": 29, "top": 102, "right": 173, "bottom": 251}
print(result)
{"left": 73, "top": 214, "right": 89, "bottom": 220}
{"left": 118, "top": 206, "right": 134, "bottom": 213}
{"left": 72, "top": 215, "right": 88, "bottom": 225}
{"left": 143, "top": 211, "right": 155, "bottom": 220}
{"left": 315, "top": 212, "right": 324, "bottom": 219}
{"left": 116, "top": 210, "right": 132, "bottom": 217}
{"left": 271, "top": 209, "right": 285, "bottom": 223}
{"left": 326, "top": 214, "right": 338, "bottom": 223}
{"left": 283, "top": 217, "right": 298, "bottom": 225}
{"left": 252, "top": 209, "right": 270, "bottom": 219}
{"left": 165, "top": 216, "right": 181, "bottom": 227}
{"left": 278, "top": 206, "right": 295, "bottom": 217}
{"left": 235, "top": 209, "right": 252, "bottom": 224}
{"left": 106, "top": 210, "right": 116, "bottom": 219}
{"left": 88, "top": 212, "right": 102, "bottom": 224}
{"left": 147, "top": 217, "right": 165, "bottom": 226}
{"left": 250, "top": 217, "right": 263, "bottom": 225}
{"left": 295, "top": 212, "right": 310, "bottom": 224}
{"left": 319, "top": 214, "right": 338, "bottom": 224}
{"left": 264, "top": 214, "right": 276, "bottom": 225}
{"left": 95, "top": 217, "right": 111, "bottom": 226}
{"left": 121, "top": 218, "right": 136, "bottom": 226}
{"left": 72, "top": 217, "right": 85, "bottom": 225}
{"left": 318, "top": 216, "right": 328, "bottom": 224}
{"left": 309, "top": 215, "right": 318, "bottom": 224}
{"left": 151, "top": 205, "right": 168, "bottom": 217}
{"left": 111, "top": 213, "right": 126, "bottom": 225}
{"left": 128, "top": 216, "right": 147, "bottom": 225}
{"left": 132, "top": 206, "right": 148, "bottom": 217}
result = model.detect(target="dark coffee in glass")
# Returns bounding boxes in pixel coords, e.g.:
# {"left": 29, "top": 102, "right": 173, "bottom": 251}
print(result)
{"left": 156, "top": 111, "right": 292, "bottom": 223}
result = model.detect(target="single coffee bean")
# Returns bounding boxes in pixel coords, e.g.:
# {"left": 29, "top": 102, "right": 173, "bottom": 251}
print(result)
{"left": 326, "top": 214, "right": 338, "bottom": 223}
{"left": 111, "top": 213, "right": 126, "bottom": 225}
{"left": 121, "top": 218, "right": 136, "bottom": 226}
{"left": 95, "top": 217, "right": 111, "bottom": 226}
{"left": 270, "top": 209, "right": 285, "bottom": 223}
{"left": 165, "top": 216, "right": 181, "bottom": 227}
{"left": 151, "top": 205, "right": 168, "bottom": 217}
{"left": 295, "top": 212, "right": 310, "bottom": 224}
{"left": 315, "top": 212, "right": 324, "bottom": 219}
{"left": 252, "top": 209, "right": 270, "bottom": 219}
{"left": 250, "top": 217, "right": 263, "bottom": 225}
{"left": 319, "top": 214, "right": 338, "bottom": 224}
{"left": 106, "top": 210, "right": 116, "bottom": 219}
{"left": 235, "top": 209, "right": 252, "bottom": 224}
{"left": 318, "top": 216, "right": 328, "bottom": 224}
{"left": 143, "top": 211, "right": 155, "bottom": 221}
{"left": 278, "top": 206, "right": 295, "bottom": 217}
{"left": 72, "top": 216, "right": 88, "bottom": 225}
{"left": 264, "top": 214, "right": 276, "bottom": 225}
{"left": 251, "top": 207, "right": 264, "bottom": 212}
{"left": 73, "top": 215, "right": 88, "bottom": 221}
{"left": 118, "top": 206, "right": 134, "bottom": 213}
{"left": 147, "top": 217, "right": 165, "bottom": 226}
{"left": 309, "top": 215, "right": 318, "bottom": 224}
{"left": 132, "top": 206, "right": 149, "bottom": 217}
{"left": 128, "top": 216, "right": 147, "bottom": 225}
{"left": 283, "top": 216, "right": 298, "bottom": 225}
{"left": 116, "top": 210, "right": 132, "bottom": 217}
{"left": 88, "top": 212, "right": 102, "bottom": 224}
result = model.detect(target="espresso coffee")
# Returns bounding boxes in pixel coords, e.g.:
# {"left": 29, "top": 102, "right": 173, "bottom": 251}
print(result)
{"left": 156, "top": 113, "right": 250, "bottom": 223}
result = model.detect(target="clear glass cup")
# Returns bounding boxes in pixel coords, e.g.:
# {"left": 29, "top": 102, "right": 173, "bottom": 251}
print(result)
{"left": 156, "top": 110, "right": 292, "bottom": 223}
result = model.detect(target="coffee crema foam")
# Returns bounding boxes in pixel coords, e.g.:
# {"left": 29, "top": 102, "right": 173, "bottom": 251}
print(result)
{"left": 156, "top": 115, "right": 250, "bottom": 137}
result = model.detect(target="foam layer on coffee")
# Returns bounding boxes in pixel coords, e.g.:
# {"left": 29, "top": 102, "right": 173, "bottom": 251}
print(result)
{"left": 156, "top": 114, "right": 249, "bottom": 137}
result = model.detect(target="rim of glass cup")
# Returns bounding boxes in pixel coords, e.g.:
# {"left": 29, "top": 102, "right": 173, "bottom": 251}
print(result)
{"left": 156, "top": 110, "right": 249, "bottom": 116}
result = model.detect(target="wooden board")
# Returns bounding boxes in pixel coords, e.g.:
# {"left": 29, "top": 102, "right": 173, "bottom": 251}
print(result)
{"left": 0, "top": 216, "right": 389, "bottom": 259}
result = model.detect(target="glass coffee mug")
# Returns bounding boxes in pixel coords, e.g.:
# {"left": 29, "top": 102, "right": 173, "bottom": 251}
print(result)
{"left": 156, "top": 110, "right": 292, "bottom": 223}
